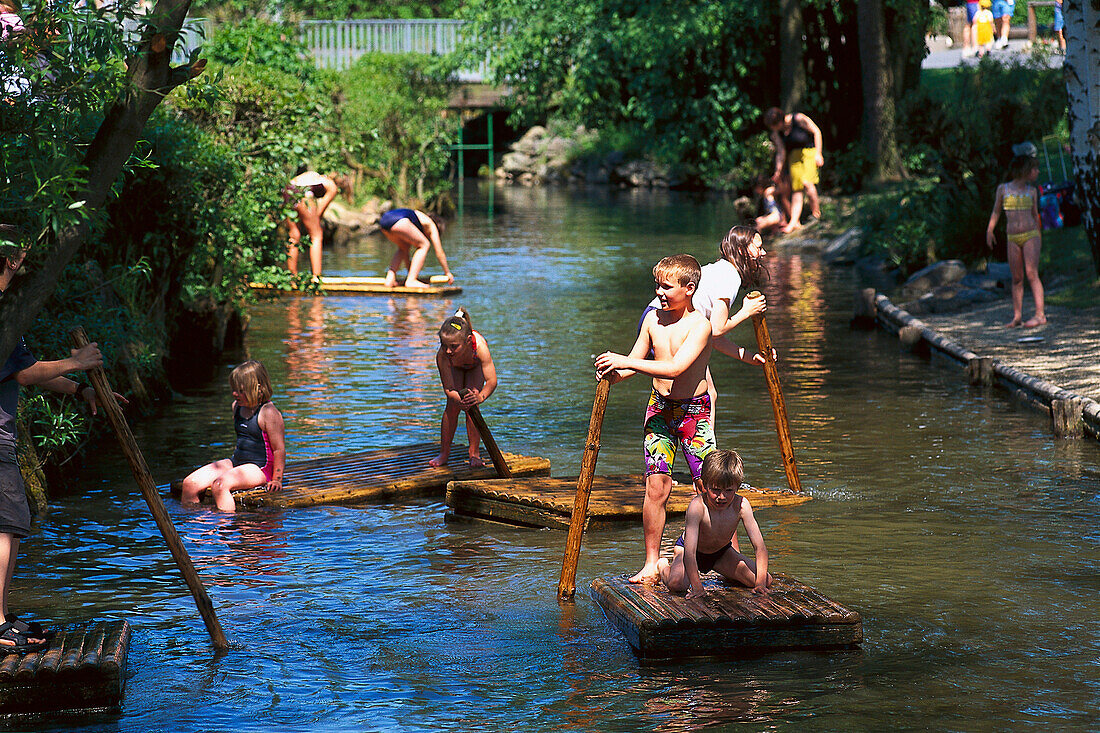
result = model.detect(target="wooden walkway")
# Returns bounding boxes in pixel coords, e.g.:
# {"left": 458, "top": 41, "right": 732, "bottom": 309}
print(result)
{"left": 172, "top": 442, "right": 551, "bottom": 509}
{"left": 250, "top": 275, "right": 462, "bottom": 297}
{"left": 0, "top": 620, "right": 130, "bottom": 714}
{"left": 445, "top": 475, "right": 811, "bottom": 529}
{"left": 591, "top": 575, "right": 860, "bottom": 660}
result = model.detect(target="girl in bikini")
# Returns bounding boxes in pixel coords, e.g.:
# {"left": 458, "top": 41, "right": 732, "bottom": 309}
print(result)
{"left": 180, "top": 360, "right": 286, "bottom": 512}
{"left": 987, "top": 152, "right": 1046, "bottom": 328}
{"left": 429, "top": 308, "right": 497, "bottom": 469}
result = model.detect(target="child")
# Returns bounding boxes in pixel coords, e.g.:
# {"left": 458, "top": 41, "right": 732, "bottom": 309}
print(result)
{"left": 763, "top": 107, "right": 824, "bottom": 233}
{"left": 180, "top": 360, "right": 286, "bottom": 512}
{"left": 429, "top": 308, "right": 497, "bottom": 469}
{"left": 657, "top": 449, "right": 772, "bottom": 598}
{"left": 752, "top": 175, "right": 785, "bottom": 235}
{"left": 986, "top": 148, "right": 1046, "bottom": 328}
{"left": 974, "top": 0, "right": 995, "bottom": 56}
{"left": 284, "top": 166, "right": 340, "bottom": 279}
{"left": 962, "top": 0, "right": 980, "bottom": 57}
{"left": 595, "top": 254, "right": 716, "bottom": 585}
{"left": 378, "top": 208, "right": 455, "bottom": 289}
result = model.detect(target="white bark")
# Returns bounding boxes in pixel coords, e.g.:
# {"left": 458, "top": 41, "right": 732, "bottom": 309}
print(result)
{"left": 1063, "top": 0, "right": 1100, "bottom": 275}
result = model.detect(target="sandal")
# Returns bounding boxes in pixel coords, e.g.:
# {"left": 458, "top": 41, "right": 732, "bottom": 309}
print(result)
{"left": 0, "top": 621, "right": 48, "bottom": 653}
{"left": 5, "top": 614, "right": 53, "bottom": 641}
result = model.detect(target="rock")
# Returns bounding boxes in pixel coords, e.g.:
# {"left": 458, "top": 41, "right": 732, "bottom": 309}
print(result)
{"left": 905, "top": 283, "right": 1002, "bottom": 315}
{"left": 855, "top": 256, "right": 901, "bottom": 291}
{"left": 822, "top": 227, "right": 863, "bottom": 265}
{"left": 323, "top": 200, "right": 381, "bottom": 249}
{"left": 900, "top": 260, "right": 968, "bottom": 300}
{"left": 512, "top": 126, "right": 548, "bottom": 155}
{"left": 501, "top": 150, "right": 536, "bottom": 175}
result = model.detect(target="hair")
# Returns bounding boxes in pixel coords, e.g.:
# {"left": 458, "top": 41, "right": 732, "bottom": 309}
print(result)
{"left": 763, "top": 107, "right": 785, "bottom": 129}
{"left": 229, "top": 360, "right": 273, "bottom": 407}
{"left": 753, "top": 174, "right": 774, "bottom": 191}
{"left": 0, "top": 224, "right": 26, "bottom": 265}
{"left": 700, "top": 449, "right": 744, "bottom": 491}
{"left": 1009, "top": 154, "right": 1038, "bottom": 181}
{"left": 294, "top": 163, "right": 310, "bottom": 177}
{"left": 653, "top": 254, "right": 702, "bottom": 289}
{"left": 438, "top": 307, "right": 472, "bottom": 344}
{"left": 719, "top": 225, "right": 768, "bottom": 290}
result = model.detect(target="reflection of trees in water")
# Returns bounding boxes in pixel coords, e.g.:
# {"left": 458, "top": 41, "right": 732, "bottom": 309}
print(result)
{"left": 382, "top": 297, "right": 457, "bottom": 434}
{"left": 284, "top": 297, "right": 331, "bottom": 433}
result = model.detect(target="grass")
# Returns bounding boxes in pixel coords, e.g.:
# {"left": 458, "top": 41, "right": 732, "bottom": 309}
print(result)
{"left": 1040, "top": 225, "right": 1100, "bottom": 309}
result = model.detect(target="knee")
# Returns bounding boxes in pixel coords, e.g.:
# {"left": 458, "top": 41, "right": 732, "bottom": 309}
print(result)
{"left": 645, "top": 476, "right": 673, "bottom": 502}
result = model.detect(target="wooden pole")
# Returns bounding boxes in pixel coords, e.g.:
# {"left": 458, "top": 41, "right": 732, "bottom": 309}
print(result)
{"left": 558, "top": 378, "right": 611, "bottom": 600}
{"left": 747, "top": 294, "right": 802, "bottom": 493}
{"left": 70, "top": 328, "right": 229, "bottom": 650}
{"left": 466, "top": 402, "right": 512, "bottom": 478}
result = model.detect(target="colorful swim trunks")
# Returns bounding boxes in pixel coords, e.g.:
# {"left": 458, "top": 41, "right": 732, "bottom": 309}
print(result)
{"left": 642, "top": 390, "right": 716, "bottom": 480}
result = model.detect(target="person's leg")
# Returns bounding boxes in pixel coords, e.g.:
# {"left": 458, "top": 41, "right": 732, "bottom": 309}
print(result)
{"left": 1005, "top": 241, "right": 1025, "bottom": 327}
{"left": 804, "top": 181, "right": 821, "bottom": 220}
{"left": 286, "top": 220, "right": 302, "bottom": 275}
{"left": 382, "top": 231, "right": 410, "bottom": 288}
{"left": 209, "top": 464, "right": 268, "bottom": 512}
{"left": 630, "top": 472, "right": 674, "bottom": 584}
{"left": 712, "top": 547, "right": 773, "bottom": 589}
{"left": 1021, "top": 237, "right": 1046, "bottom": 327}
{"left": 461, "top": 365, "right": 487, "bottom": 466}
{"left": 382, "top": 222, "right": 432, "bottom": 287}
{"left": 180, "top": 459, "right": 235, "bottom": 504}
{"left": 429, "top": 397, "right": 462, "bottom": 467}
{"left": 658, "top": 548, "right": 687, "bottom": 592}
{"left": 0, "top": 533, "right": 16, "bottom": 620}
{"left": 301, "top": 210, "right": 324, "bottom": 278}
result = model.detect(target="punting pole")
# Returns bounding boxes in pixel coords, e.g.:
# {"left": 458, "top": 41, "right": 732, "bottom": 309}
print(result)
{"left": 747, "top": 294, "right": 802, "bottom": 493}
{"left": 558, "top": 378, "right": 611, "bottom": 600}
{"left": 70, "top": 327, "right": 229, "bottom": 650}
{"left": 466, "top": 403, "right": 512, "bottom": 478}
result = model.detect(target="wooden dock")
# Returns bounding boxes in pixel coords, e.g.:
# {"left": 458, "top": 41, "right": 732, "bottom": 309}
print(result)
{"left": 249, "top": 275, "right": 462, "bottom": 297}
{"left": 0, "top": 620, "right": 130, "bottom": 714}
{"left": 445, "top": 475, "right": 811, "bottom": 529}
{"left": 172, "top": 442, "right": 551, "bottom": 509}
{"left": 591, "top": 575, "right": 861, "bottom": 660}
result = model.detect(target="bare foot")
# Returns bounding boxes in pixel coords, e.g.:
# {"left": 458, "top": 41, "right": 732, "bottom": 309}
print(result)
{"left": 656, "top": 557, "right": 670, "bottom": 584}
{"left": 1023, "top": 316, "right": 1047, "bottom": 328}
{"left": 404, "top": 279, "right": 431, "bottom": 289}
{"left": 780, "top": 221, "right": 802, "bottom": 234}
{"left": 428, "top": 454, "right": 448, "bottom": 468}
{"left": 468, "top": 455, "right": 485, "bottom": 469}
{"left": 1004, "top": 318, "right": 1022, "bottom": 328}
{"left": 384, "top": 272, "right": 398, "bottom": 288}
{"left": 628, "top": 565, "right": 661, "bottom": 584}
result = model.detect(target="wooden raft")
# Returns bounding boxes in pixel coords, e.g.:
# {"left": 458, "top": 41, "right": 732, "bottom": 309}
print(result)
{"left": 591, "top": 575, "right": 861, "bottom": 660}
{"left": 0, "top": 620, "right": 131, "bottom": 714}
{"left": 249, "top": 275, "right": 462, "bottom": 297}
{"left": 445, "top": 475, "right": 811, "bottom": 529}
{"left": 172, "top": 442, "right": 551, "bottom": 509}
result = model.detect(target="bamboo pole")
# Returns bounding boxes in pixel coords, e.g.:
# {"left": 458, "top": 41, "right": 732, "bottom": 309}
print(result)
{"left": 466, "top": 403, "right": 512, "bottom": 478}
{"left": 558, "top": 378, "right": 611, "bottom": 600}
{"left": 747, "top": 294, "right": 802, "bottom": 493}
{"left": 70, "top": 328, "right": 229, "bottom": 650}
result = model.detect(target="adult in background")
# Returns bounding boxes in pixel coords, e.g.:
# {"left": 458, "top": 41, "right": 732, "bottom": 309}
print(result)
{"left": 284, "top": 166, "right": 340, "bottom": 279}
{"left": 378, "top": 208, "right": 455, "bottom": 288}
{"left": 992, "top": 0, "right": 1014, "bottom": 49}
{"left": 764, "top": 107, "right": 823, "bottom": 234}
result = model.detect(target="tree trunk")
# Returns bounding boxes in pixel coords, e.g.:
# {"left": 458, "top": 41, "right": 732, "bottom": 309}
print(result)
{"left": 0, "top": 0, "right": 202, "bottom": 361}
{"left": 778, "top": 0, "right": 807, "bottom": 110}
{"left": 1063, "top": 0, "right": 1100, "bottom": 276}
{"left": 858, "top": 0, "right": 905, "bottom": 184}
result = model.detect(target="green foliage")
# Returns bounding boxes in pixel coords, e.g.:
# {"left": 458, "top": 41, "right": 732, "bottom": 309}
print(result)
{"left": 190, "top": 0, "right": 460, "bottom": 21}
{"left": 202, "top": 18, "right": 318, "bottom": 79}
{"left": 19, "top": 394, "right": 87, "bottom": 463}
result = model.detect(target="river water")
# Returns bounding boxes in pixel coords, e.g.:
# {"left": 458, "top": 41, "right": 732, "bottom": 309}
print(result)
{"left": 17, "top": 183, "right": 1100, "bottom": 731}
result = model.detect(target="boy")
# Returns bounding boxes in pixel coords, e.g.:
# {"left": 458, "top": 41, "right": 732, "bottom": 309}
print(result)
{"left": 658, "top": 449, "right": 772, "bottom": 599}
{"left": 0, "top": 232, "right": 109, "bottom": 651}
{"left": 594, "top": 254, "right": 715, "bottom": 585}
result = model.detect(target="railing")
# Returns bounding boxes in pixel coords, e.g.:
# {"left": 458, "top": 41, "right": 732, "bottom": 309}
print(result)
{"left": 122, "top": 17, "right": 209, "bottom": 66}
{"left": 298, "top": 19, "right": 488, "bottom": 81}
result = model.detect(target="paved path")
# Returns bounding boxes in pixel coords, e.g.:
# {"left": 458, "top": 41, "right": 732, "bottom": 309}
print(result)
{"left": 923, "top": 36, "right": 1063, "bottom": 70}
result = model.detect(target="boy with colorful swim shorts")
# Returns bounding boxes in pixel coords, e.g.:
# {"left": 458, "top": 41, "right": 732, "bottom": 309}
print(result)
{"left": 595, "top": 254, "right": 716, "bottom": 585}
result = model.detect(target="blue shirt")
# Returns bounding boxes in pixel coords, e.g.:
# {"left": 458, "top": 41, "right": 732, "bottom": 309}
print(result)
{"left": 0, "top": 338, "right": 37, "bottom": 454}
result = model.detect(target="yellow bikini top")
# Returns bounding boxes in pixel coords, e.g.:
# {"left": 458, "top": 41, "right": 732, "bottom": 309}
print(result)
{"left": 1002, "top": 185, "right": 1034, "bottom": 212}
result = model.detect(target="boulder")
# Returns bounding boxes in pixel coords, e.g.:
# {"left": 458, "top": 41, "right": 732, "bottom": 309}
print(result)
{"left": 822, "top": 227, "right": 863, "bottom": 265}
{"left": 905, "top": 283, "right": 1002, "bottom": 315}
{"left": 900, "top": 260, "right": 967, "bottom": 300}
{"left": 512, "top": 126, "right": 548, "bottom": 155}
{"left": 855, "top": 256, "right": 901, "bottom": 291}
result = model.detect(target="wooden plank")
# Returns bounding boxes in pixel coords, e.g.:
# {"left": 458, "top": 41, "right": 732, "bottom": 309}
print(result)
{"left": 589, "top": 575, "right": 861, "bottom": 660}
{"left": 172, "top": 443, "right": 551, "bottom": 509}
{"left": 446, "top": 475, "right": 811, "bottom": 530}
{"left": 249, "top": 276, "right": 461, "bottom": 297}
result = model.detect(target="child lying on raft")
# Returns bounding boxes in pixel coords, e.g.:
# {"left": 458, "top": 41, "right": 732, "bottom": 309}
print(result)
{"left": 430, "top": 308, "right": 497, "bottom": 469}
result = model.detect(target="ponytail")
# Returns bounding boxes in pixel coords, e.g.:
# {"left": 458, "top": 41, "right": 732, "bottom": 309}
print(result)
{"left": 439, "top": 307, "right": 473, "bottom": 342}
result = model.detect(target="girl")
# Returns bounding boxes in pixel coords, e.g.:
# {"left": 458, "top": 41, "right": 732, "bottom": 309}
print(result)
{"left": 285, "top": 166, "right": 340, "bottom": 279}
{"left": 180, "top": 360, "right": 286, "bottom": 512}
{"left": 378, "top": 208, "right": 455, "bottom": 288}
{"left": 987, "top": 152, "right": 1046, "bottom": 328}
{"left": 429, "top": 308, "right": 497, "bottom": 469}
{"left": 764, "top": 107, "right": 824, "bottom": 233}
{"left": 752, "top": 174, "right": 786, "bottom": 235}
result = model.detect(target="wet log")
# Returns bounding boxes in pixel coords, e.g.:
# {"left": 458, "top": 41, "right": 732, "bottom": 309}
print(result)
{"left": 967, "top": 356, "right": 994, "bottom": 386}
{"left": 1052, "top": 397, "right": 1085, "bottom": 438}
{"left": 850, "top": 287, "right": 878, "bottom": 329}
{"left": 250, "top": 275, "right": 461, "bottom": 297}
{"left": 466, "top": 405, "right": 512, "bottom": 478}
{"left": 749, "top": 297, "right": 802, "bottom": 493}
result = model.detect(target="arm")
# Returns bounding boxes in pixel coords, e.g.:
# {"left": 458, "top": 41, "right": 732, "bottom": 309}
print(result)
{"left": 14, "top": 343, "right": 102, "bottom": 386}
{"left": 740, "top": 499, "right": 770, "bottom": 595}
{"left": 315, "top": 177, "right": 340, "bottom": 217}
{"left": 796, "top": 113, "right": 824, "bottom": 167}
{"left": 424, "top": 218, "right": 454, "bottom": 283}
{"left": 712, "top": 334, "right": 769, "bottom": 366}
{"left": 594, "top": 315, "right": 656, "bottom": 384}
{"left": 436, "top": 349, "right": 465, "bottom": 403}
{"left": 682, "top": 501, "right": 706, "bottom": 599}
{"left": 710, "top": 292, "right": 766, "bottom": 338}
{"left": 258, "top": 404, "right": 286, "bottom": 492}
{"left": 595, "top": 318, "right": 710, "bottom": 379}
{"left": 1031, "top": 187, "right": 1042, "bottom": 232}
{"left": 771, "top": 132, "right": 786, "bottom": 180}
{"left": 460, "top": 337, "right": 498, "bottom": 408}
{"left": 986, "top": 185, "right": 1004, "bottom": 249}
{"left": 38, "top": 377, "right": 127, "bottom": 416}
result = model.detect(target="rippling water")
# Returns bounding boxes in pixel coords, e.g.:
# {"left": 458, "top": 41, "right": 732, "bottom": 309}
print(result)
{"left": 17, "top": 183, "right": 1100, "bottom": 731}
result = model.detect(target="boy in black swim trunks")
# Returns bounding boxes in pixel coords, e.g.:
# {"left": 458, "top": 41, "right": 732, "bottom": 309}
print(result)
{"left": 657, "top": 449, "right": 772, "bottom": 599}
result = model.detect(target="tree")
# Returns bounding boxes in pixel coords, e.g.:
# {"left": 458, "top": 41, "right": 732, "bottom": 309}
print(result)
{"left": 1063, "top": 0, "right": 1100, "bottom": 276}
{"left": 778, "top": 0, "right": 807, "bottom": 111}
{"left": 858, "top": 0, "right": 905, "bottom": 184}
{"left": 0, "top": 0, "right": 204, "bottom": 362}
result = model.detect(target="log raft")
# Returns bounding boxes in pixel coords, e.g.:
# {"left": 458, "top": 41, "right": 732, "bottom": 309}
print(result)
{"left": 445, "top": 475, "right": 811, "bottom": 529}
{"left": 172, "top": 442, "right": 551, "bottom": 509}
{"left": 0, "top": 620, "right": 131, "bottom": 714}
{"left": 590, "top": 575, "right": 861, "bottom": 660}
{"left": 249, "top": 275, "right": 462, "bottom": 297}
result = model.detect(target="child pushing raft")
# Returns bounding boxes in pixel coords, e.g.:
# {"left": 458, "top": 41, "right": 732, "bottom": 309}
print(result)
{"left": 180, "top": 360, "right": 286, "bottom": 512}
{"left": 430, "top": 308, "right": 497, "bottom": 469}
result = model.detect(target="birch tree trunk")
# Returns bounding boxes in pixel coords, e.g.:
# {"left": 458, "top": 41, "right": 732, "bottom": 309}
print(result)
{"left": 1062, "top": 0, "right": 1100, "bottom": 276}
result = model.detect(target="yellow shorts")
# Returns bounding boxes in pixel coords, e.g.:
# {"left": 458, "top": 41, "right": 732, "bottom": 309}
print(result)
{"left": 788, "top": 148, "right": 819, "bottom": 192}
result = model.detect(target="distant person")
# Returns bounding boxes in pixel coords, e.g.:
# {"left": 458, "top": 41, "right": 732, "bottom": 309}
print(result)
{"left": 752, "top": 175, "right": 785, "bottom": 234}
{"left": 657, "top": 449, "right": 772, "bottom": 598}
{"left": 180, "top": 360, "right": 286, "bottom": 512}
{"left": 974, "top": 0, "right": 996, "bottom": 55}
{"left": 764, "top": 107, "right": 824, "bottom": 233}
{"left": 284, "top": 166, "right": 339, "bottom": 279}
{"left": 992, "top": 0, "right": 1014, "bottom": 49}
{"left": 595, "top": 254, "right": 717, "bottom": 585}
{"left": 1053, "top": 0, "right": 1065, "bottom": 53}
{"left": 378, "top": 208, "right": 455, "bottom": 289}
{"left": 986, "top": 143, "right": 1046, "bottom": 329}
{"left": 961, "top": 0, "right": 980, "bottom": 57}
{"left": 430, "top": 308, "right": 497, "bottom": 469}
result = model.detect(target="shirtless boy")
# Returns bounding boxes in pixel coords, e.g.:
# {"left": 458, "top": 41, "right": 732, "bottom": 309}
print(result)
{"left": 594, "top": 254, "right": 716, "bottom": 585}
{"left": 658, "top": 449, "right": 772, "bottom": 599}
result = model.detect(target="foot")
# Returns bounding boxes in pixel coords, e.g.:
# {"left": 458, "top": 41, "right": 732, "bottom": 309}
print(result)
{"left": 0, "top": 622, "right": 46, "bottom": 654}
{"left": 428, "top": 454, "right": 449, "bottom": 468}
{"left": 384, "top": 271, "right": 398, "bottom": 288}
{"left": 780, "top": 221, "right": 802, "bottom": 234}
{"left": 1004, "top": 318, "right": 1022, "bottom": 328}
{"left": 628, "top": 565, "right": 661, "bottom": 585}
{"left": 404, "top": 278, "right": 431, "bottom": 289}
{"left": 468, "top": 455, "right": 485, "bottom": 469}
{"left": 1023, "top": 316, "right": 1047, "bottom": 328}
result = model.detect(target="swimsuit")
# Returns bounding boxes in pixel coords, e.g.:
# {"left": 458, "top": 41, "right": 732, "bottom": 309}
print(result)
{"left": 1002, "top": 186, "right": 1039, "bottom": 247}
{"left": 642, "top": 390, "right": 716, "bottom": 480}
{"left": 231, "top": 404, "right": 275, "bottom": 481}
{"left": 1007, "top": 230, "right": 1040, "bottom": 247}
{"left": 675, "top": 534, "right": 732, "bottom": 573}
{"left": 378, "top": 209, "right": 427, "bottom": 236}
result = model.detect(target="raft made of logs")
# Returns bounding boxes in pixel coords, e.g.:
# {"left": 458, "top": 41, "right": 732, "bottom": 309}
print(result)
{"left": 249, "top": 275, "right": 462, "bottom": 297}
{"left": 445, "top": 475, "right": 811, "bottom": 529}
{"left": 591, "top": 575, "right": 861, "bottom": 660}
{"left": 172, "top": 442, "right": 551, "bottom": 509}
{"left": 0, "top": 620, "right": 131, "bottom": 715}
